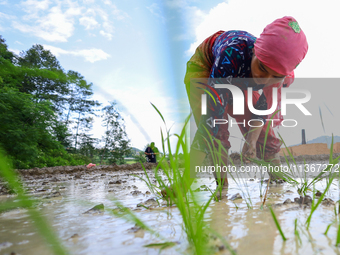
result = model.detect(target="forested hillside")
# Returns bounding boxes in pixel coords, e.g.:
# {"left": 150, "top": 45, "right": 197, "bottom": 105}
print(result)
{"left": 0, "top": 36, "right": 131, "bottom": 169}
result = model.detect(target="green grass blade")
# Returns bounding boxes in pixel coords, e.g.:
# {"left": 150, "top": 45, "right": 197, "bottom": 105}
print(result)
{"left": 143, "top": 242, "right": 176, "bottom": 249}
{"left": 269, "top": 206, "right": 287, "bottom": 241}
{"left": 324, "top": 223, "right": 333, "bottom": 236}
{"left": 151, "top": 102, "right": 166, "bottom": 124}
{"left": 336, "top": 221, "right": 340, "bottom": 246}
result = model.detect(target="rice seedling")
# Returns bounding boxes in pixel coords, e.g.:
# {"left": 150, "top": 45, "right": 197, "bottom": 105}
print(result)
{"left": 135, "top": 163, "right": 157, "bottom": 194}
{"left": 201, "top": 126, "right": 256, "bottom": 208}
{"left": 305, "top": 176, "right": 334, "bottom": 229}
{"left": 305, "top": 137, "right": 340, "bottom": 229}
{"left": 324, "top": 223, "right": 333, "bottom": 236}
{"left": 269, "top": 206, "right": 287, "bottom": 241}
{"left": 128, "top": 103, "right": 236, "bottom": 254}
{"left": 156, "top": 116, "right": 215, "bottom": 254}
{"left": 294, "top": 219, "right": 302, "bottom": 245}
{"left": 323, "top": 204, "right": 339, "bottom": 237}
{"left": 336, "top": 219, "right": 340, "bottom": 247}
{"left": 205, "top": 184, "right": 219, "bottom": 201}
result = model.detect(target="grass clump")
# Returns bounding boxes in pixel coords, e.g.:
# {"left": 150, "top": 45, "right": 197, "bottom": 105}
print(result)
{"left": 128, "top": 103, "right": 235, "bottom": 254}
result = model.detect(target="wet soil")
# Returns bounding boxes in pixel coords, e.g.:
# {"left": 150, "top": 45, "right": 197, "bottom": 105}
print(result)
{"left": 1, "top": 162, "right": 340, "bottom": 254}
{"left": 17, "top": 162, "right": 158, "bottom": 177}
{"left": 0, "top": 162, "right": 158, "bottom": 196}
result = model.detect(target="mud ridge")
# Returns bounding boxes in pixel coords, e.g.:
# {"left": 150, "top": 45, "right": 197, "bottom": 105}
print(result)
{"left": 15, "top": 162, "right": 158, "bottom": 177}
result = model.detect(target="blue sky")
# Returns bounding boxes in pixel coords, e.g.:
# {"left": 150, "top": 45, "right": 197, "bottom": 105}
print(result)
{"left": 1, "top": 0, "right": 340, "bottom": 151}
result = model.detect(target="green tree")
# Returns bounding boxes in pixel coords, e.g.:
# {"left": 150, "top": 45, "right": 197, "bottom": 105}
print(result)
{"left": 101, "top": 101, "right": 131, "bottom": 164}
{"left": 134, "top": 151, "right": 147, "bottom": 163}
{"left": 0, "top": 36, "right": 15, "bottom": 63}
{"left": 71, "top": 82, "right": 99, "bottom": 150}
{"left": 0, "top": 87, "right": 68, "bottom": 168}
{"left": 0, "top": 36, "right": 94, "bottom": 168}
{"left": 78, "top": 117, "right": 98, "bottom": 161}
{"left": 17, "top": 44, "right": 69, "bottom": 113}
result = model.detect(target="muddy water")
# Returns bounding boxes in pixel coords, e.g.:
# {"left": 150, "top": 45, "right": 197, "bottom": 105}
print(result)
{"left": 0, "top": 165, "right": 340, "bottom": 255}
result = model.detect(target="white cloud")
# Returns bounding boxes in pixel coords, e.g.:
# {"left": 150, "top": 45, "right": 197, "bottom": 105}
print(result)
{"left": 74, "top": 48, "right": 110, "bottom": 63}
{"left": 149, "top": 1, "right": 205, "bottom": 42}
{"left": 99, "top": 30, "right": 112, "bottom": 40}
{"left": 9, "top": 48, "right": 21, "bottom": 55}
{"left": 0, "top": 11, "right": 15, "bottom": 20}
{"left": 12, "top": 1, "right": 82, "bottom": 42}
{"left": 102, "top": 20, "right": 113, "bottom": 32}
{"left": 178, "top": 5, "right": 206, "bottom": 41}
{"left": 79, "top": 16, "right": 99, "bottom": 30}
{"left": 0, "top": 0, "right": 8, "bottom": 5}
{"left": 21, "top": 0, "right": 51, "bottom": 20}
{"left": 43, "top": 45, "right": 110, "bottom": 63}
{"left": 83, "top": 8, "right": 96, "bottom": 16}
{"left": 0, "top": 12, "right": 15, "bottom": 31}
{"left": 21, "top": 0, "right": 50, "bottom": 11}
{"left": 9, "top": 1, "right": 127, "bottom": 42}
{"left": 89, "top": 7, "right": 116, "bottom": 40}
{"left": 99, "top": 0, "right": 129, "bottom": 20}
{"left": 65, "top": 3, "right": 82, "bottom": 16}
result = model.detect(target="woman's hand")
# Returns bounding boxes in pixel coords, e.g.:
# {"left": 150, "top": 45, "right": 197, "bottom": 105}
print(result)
{"left": 242, "top": 139, "right": 257, "bottom": 163}
{"left": 161, "top": 186, "right": 175, "bottom": 198}
{"left": 242, "top": 121, "right": 263, "bottom": 162}
{"left": 161, "top": 182, "right": 188, "bottom": 199}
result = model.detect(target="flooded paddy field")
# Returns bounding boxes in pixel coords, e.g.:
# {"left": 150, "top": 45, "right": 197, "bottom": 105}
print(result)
{"left": 1, "top": 162, "right": 340, "bottom": 255}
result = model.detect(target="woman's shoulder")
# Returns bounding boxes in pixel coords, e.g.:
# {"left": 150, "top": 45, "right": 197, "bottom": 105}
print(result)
{"left": 210, "top": 30, "right": 256, "bottom": 78}
{"left": 217, "top": 30, "right": 257, "bottom": 44}
{"left": 213, "top": 30, "right": 256, "bottom": 56}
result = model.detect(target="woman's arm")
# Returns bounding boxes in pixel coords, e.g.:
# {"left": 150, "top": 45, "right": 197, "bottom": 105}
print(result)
{"left": 242, "top": 120, "right": 262, "bottom": 162}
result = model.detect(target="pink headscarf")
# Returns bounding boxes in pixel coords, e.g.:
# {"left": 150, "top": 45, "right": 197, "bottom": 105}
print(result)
{"left": 254, "top": 16, "right": 308, "bottom": 75}
{"left": 255, "top": 16, "right": 308, "bottom": 127}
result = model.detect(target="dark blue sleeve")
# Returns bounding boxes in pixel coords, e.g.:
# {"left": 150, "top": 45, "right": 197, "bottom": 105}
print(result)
{"left": 192, "top": 32, "right": 255, "bottom": 153}
{"left": 210, "top": 44, "right": 248, "bottom": 81}
{"left": 252, "top": 92, "right": 268, "bottom": 123}
{"left": 192, "top": 42, "right": 247, "bottom": 152}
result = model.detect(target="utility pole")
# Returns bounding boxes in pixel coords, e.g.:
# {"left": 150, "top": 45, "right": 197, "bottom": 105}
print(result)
{"left": 302, "top": 129, "right": 306, "bottom": 144}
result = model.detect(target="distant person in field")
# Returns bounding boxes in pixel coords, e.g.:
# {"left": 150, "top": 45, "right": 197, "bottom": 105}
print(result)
{"left": 184, "top": 16, "right": 308, "bottom": 188}
{"left": 145, "top": 142, "right": 159, "bottom": 163}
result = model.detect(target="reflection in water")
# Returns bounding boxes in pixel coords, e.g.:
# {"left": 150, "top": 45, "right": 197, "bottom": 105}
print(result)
{"left": 0, "top": 168, "right": 340, "bottom": 254}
